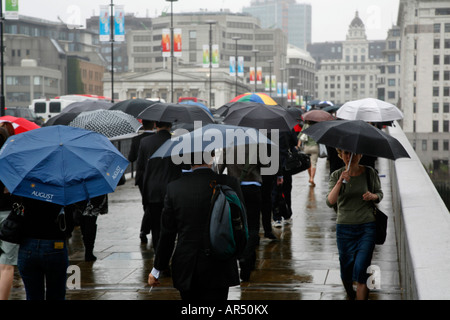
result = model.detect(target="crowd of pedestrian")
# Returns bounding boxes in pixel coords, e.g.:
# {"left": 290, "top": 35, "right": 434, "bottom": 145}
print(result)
{"left": 0, "top": 102, "right": 384, "bottom": 302}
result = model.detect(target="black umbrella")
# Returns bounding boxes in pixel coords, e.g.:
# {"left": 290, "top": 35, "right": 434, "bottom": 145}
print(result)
{"left": 223, "top": 102, "right": 297, "bottom": 131}
{"left": 43, "top": 112, "right": 80, "bottom": 126}
{"left": 109, "top": 99, "right": 157, "bottom": 117}
{"left": 137, "top": 102, "right": 215, "bottom": 125}
{"left": 301, "top": 120, "right": 409, "bottom": 160}
{"left": 286, "top": 106, "right": 304, "bottom": 120}
{"left": 61, "top": 100, "right": 112, "bottom": 114}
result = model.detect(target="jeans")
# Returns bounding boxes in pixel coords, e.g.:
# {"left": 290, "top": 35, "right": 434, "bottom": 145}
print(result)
{"left": 336, "top": 222, "right": 376, "bottom": 284}
{"left": 18, "top": 238, "right": 68, "bottom": 300}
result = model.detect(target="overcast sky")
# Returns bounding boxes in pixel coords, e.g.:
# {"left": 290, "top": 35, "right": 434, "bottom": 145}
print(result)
{"left": 17, "top": 0, "right": 399, "bottom": 43}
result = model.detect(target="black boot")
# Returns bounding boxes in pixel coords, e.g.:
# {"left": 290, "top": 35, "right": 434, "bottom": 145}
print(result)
{"left": 84, "top": 245, "right": 97, "bottom": 262}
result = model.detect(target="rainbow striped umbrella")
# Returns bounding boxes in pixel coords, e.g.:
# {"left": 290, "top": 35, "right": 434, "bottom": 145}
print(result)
{"left": 229, "top": 92, "right": 278, "bottom": 105}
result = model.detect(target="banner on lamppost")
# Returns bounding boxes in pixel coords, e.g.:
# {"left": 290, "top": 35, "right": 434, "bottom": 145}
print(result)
{"left": 264, "top": 75, "right": 270, "bottom": 91}
{"left": 293, "top": 89, "right": 297, "bottom": 103}
{"left": 283, "top": 82, "right": 288, "bottom": 97}
{"left": 229, "top": 56, "right": 236, "bottom": 76}
{"left": 237, "top": 56, "right": 244, "bottom": 77}
{"left": 173, "top": 28, "right": 182, "bottom": 57}
{"left": 114, "top": 5, "right": 125, "bottom": 42}
{"left": 212, "top": 44, "right": 219, "bottom": 68}
{"left": 256, "top": 67, "right": 262, "bottom": 85}
{"left": 277, "top": 82, "right": 282, "bottom": 97}
{"left": 5, "top": 0, "right": 19, "bottom": 20}
{"left": 249, "top": 67, "right": 255, "bottom": 84}
{"left": 271, "top": 75, "right": 276, "bottom": 92}
{"left": 162, "top": 29, "right": 171, "bottom": 57}
{"left": 202, "top": 45, "right": 209, "bottom": 68}
{"left": 287, "top": 89, "right": 292, "bottom": 102}
{"left": 99, "top": 5, "right": 110, "bottom": 42}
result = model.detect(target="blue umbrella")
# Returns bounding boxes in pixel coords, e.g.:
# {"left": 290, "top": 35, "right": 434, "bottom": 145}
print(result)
{"left": 179, "top": 100, "right": 214, "bottom": 116}
{"left": 0, "top": 126, "right": 129, "bottom": 206}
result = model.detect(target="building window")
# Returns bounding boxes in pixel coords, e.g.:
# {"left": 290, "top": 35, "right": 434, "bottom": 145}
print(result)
{"left": 444, "top": 87, "right": 450, "bottom": 96}
{"left": 434, "top": 39, "right": 441, "bottom": 49}
{"left": 433, "top": 87, "right": 439, "bottom": 96}
{"left": 434, "top": 55, "right": 440, "bottom": 65}
{"left": 445, "top": 55, "right": 450, "bottom": 64}
{"left": 433, "top": 120, "right": 439, "bottom": 132}
{"left": 444, "top": 121, "right": 450, "bottom": 132}
{"left": 444, "top": 140, "right": 449, "bottom": 151}
{"left": 434, "top": 23, "right": 441, "bottom": 33}
{"left": 433, "top": 140, "right": 439, "bottom": 151}
{"left": 445, "top": 23, "right": 450, "bottom": 33}
{"left": 388, "top": 79, "right": 396, "bottom": 86}
{"left": 445, "top": 39, "right": 450, "bottom": 49}
{"left": 434, "top": 71, "right": 440, "bottom": 81}
{"left": 433, "top": 103, "right": 439, "bottom": 113}
{"left": 422, "top": 140, "right": 427, "bottom": 151}
{"left": 444, "top": 103, "right": 450, "bottom": 113}
{"left": 445, "top": 71, "right": 450, "bottom": 81}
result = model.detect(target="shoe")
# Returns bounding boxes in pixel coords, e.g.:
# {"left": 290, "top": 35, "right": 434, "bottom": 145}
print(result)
{"left": 284, "top": 218, "right": 292, "bottom": 225}
{"left": 140, "top": 233, "right": 148, "bottom": 244}
{"left": 239, "top": 262, "right": 251, "bottom": 282}
{"left": 273, "top": 220, "right": 282, "bottom": 228}
{"left": 85, "top": 253, "right": 97, "bottom": 262}
{"left": 264, "top": 232, "right": 277, "bottom": 240}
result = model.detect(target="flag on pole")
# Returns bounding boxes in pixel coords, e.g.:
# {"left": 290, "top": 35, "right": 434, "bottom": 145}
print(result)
{"left": 162, "top": 29, "right": 171, "bottom": 57}
{"left": 237, "top": 56, "right": 244, "bottom": 77}
{"left": 5, "top": 0, "right": 19, "bottom": 20}
{"left": 229, "top": 56, "right": 236, "bottom": 76}
{"left": 174, "top": 28, "right": 182, "bottom": 57}
{"left": 202, "top": 45, "right": 209, "bottom": 68}
{"left": 99, "top": 5, "right": 110, "bottom": 42}
{"left": 114, "top": 5, "right": 125, "bottom": 42}
{"left": 212, "top": 44, "right": 219, "bottom": 68}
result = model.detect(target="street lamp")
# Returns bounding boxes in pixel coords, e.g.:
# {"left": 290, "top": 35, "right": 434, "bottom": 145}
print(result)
{"left": 232, "top": 36, "right": 241, "bottom": 97}
{"left": 206, "top": 20, "right": 216, "bottom": 108}
{"left": 252, "top": 49, "right": 259, "bottom": 93}
{"left": 0, "top": 1, "right": 5, "bottom": 116}
{"left": 166, "top": 0, "right": 178, "bottom": 103}
{"left": 267, "top": 60, "right": 273, "bottom": 97}
{"left": 109, "top": 0, "right": 115, "bottom": 103}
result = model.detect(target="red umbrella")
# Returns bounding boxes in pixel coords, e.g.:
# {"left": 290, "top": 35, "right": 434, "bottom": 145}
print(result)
{"left": 0, "top": 115, "right": 41, "bottom": 134}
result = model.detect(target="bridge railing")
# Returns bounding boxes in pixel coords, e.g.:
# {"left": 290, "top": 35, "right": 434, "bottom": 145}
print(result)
{"left": 388, "top": 123, "right": 450, "bottom": 300}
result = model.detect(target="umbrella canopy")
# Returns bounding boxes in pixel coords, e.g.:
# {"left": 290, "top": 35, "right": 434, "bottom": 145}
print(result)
{"left": 151, "top": 123, "right": 273, "bottom": 159}
{"left": 179, "top": 100, "right": 214, "bottom": 116}
{"left": 336, "top": 98, "right": 404, "bottom": 122}
{"left": 323, "top": 104, "right": 341, "bottom": 114}
{"left": 302, "top": 110, "right": 335, "bottom": 122}
{"left": 137, "top": 102, "right": 215, "bottom": 125}
{"left": 0, "top": 125, "right": 129, "bottom": 205}
{"left": 223, "top": 102, "right": 297, "bottom": 131}
{"left": 229, "top": 92, "right": 278, "bottom": 106}
{"left": 109, "top": 99, "right": 157, "bottom": 117}
{"left": 44, "top": 112, "right": 80, "bottom": 126}
{"left": 317, "top": 100, "right": 334, "bottom": 108}
{"left": 69, "top": 109, "right": 142, "bottom": 138}
{"left": 61, "top": 100, "right": 112, "bottom": 114}
{"left": 0, "top": 116, "right": 40, "bottom": 134}
{"left": 286, "top": 106, "right": 304, "bottom": 120}
{"left": 301, "top": 120, "right": 410, "bottom": 160}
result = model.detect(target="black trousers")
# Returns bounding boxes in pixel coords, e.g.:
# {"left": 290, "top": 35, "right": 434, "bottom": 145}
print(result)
{"left": 141, "top": 202, "right": 164, "bottom": 249}
{"left": 240, "top": 184, "right": 261, "bottom": 269}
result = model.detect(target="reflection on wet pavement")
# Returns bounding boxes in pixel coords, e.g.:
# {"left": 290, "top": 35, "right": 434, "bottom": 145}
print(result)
{"left": 9, "top": 157, "right": 402, "bottom": 300}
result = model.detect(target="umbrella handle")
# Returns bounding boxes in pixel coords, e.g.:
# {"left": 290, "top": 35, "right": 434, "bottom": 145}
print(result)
{"left": 343, "top": 153, "right": 353, "bottom": 184}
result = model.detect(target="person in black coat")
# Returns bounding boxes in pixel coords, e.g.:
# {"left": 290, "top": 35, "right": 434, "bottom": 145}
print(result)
{"left": 129, "top": 120, "right": 155, "bottom": 194}
{"left": 148, "top": 153, "right": 243, "bottom": 300}
{"left": 140, "top": 122, "right": 182, "bottom": 247}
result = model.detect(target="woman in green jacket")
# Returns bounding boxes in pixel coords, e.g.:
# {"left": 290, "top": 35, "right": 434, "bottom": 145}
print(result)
{"left": 326, "top": 149, "right": 383, "bottom": 300}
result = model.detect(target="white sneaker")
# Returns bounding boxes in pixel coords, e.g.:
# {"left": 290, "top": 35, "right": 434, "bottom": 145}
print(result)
{"left": 273, "top": 220, "right": 282, "bottom": 228}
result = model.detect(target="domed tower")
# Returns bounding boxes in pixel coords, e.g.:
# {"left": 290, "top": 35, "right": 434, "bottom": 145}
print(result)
{"left": 346, "top": 11, "right": 367, "bottom": 41}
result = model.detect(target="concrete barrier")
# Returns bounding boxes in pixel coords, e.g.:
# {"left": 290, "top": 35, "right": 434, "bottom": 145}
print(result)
{"left": 388, "top": 123, "right": 450, "bottom": 300}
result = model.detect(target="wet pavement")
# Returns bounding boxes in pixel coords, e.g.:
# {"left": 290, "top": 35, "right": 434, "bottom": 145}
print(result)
{"left": 9, "top": 157, "right": 402, "bottom": 300}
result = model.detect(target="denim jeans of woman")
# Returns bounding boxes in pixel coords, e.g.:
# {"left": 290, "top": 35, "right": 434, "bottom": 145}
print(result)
{"left": 18, "top": 238, "right": 68, "bottom": 300}
{"left": 336, "top": 222, "right": 376, "bottom": 284}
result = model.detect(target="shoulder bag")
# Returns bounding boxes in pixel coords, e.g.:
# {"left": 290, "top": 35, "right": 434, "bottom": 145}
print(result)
{"left": 365, "top": 167, "right": 388, "bottom": 245}
{"left": 0, "top": 202, "right": 25, "bottom": 244}
{"left": 284, "top": 148, "right": 311, "bottom": 175}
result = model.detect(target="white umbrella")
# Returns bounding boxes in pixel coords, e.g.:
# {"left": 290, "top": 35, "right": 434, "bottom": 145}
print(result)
{"left": 336, "top": 98, "right": 403, "bottom": 122}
